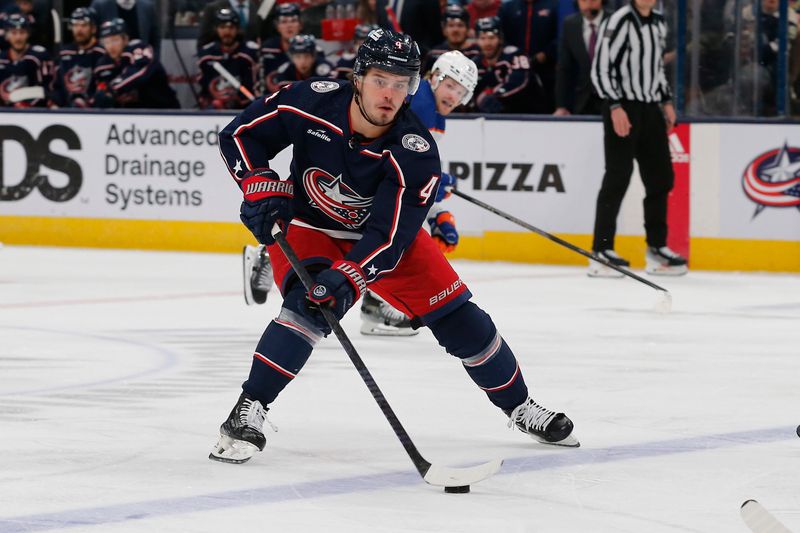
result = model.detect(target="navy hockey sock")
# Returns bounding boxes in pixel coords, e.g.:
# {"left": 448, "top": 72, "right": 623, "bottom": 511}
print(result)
{"left": 242, "top": 285, "right": 325, "bottom": 404}
{"left": 428, "top": 301, "right": 528, "bottom": 410}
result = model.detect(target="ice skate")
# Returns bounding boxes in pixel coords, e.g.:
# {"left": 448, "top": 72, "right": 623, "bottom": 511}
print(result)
{"left": 209, "top": 392, "right": 272, "bottom": 464}
{"left": 505, "top": 397, "right": 579, "bottom": 447}
{"left": 587, "top": 249, "right": 629, "bottom": 278}
{"left": 645, "top": 246, "right": 688, "bottom": 276}
{"left": 360, "top": 291, "right": 419, "bottom": 336}
{"left": 243, "top": 245, "right": 273, "bottom": 305}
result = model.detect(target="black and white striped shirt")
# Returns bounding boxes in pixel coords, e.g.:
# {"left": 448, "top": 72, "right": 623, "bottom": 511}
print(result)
{"left": 590, "top": 4, "right": 671, "bottom": 105}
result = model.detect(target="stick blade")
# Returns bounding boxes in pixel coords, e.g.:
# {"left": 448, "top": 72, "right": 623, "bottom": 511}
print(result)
{"left": 741, "top": 500, "right": 792, "bottom": 533}
{"left": 423, "top": 458, "right": 503, "bottom": 487}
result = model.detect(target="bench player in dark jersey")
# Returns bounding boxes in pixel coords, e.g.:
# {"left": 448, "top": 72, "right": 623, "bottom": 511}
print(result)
{"left": 0, "top": 13, "right": 51, "bottom": 107}
{"left": 50, "top": 7, "right": 105, "bottom": 108}
{"left": 210, "top": 28, "right": 578, "bottom": 465}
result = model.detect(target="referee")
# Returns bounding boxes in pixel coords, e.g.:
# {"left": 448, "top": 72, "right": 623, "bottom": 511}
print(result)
{"left": 589, "top": 0, "right": 688, "bottom": 276}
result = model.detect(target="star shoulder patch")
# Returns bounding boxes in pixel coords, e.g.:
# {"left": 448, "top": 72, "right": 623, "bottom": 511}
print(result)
{"left": 401, "top": 134, "right": 430, "bottom": 153}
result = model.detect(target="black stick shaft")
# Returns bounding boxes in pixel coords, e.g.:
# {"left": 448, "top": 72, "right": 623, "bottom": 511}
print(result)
{"left": 273, "top": 231, "right": 431, "bottom": 477}
{"left": 452, "top": 189, "right": 669, "bottom": 293}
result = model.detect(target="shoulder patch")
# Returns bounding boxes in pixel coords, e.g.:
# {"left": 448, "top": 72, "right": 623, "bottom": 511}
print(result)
{"left": 503, "top": 45, "right": 519, "bottom": 55}
{"left": 310, "top": 79, "right": 340, "bottom": 93}
{"left": 401, "top": 134, "right": 430, "bottom": 153}
{"left": 246, "top": 40, "right": 259, "bottom": 50}
{"left": 315, "top": 63, "right": 332, "bottom": 77}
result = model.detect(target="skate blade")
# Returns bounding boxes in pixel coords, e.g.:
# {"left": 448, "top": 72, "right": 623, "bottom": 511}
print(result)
{"left": 359, "top": 317, "right": 419, "bottom": 337}
{"left": 646, "top": 264, "right": 688, "bottom": 276}
{"left": 243, "top": 247, "right": 257, "bottom": 306}
{"left": 533, "top": 433, "right": 581, "bottom": 447}
{"left": 208, "top": 435, "right": 259, "bottom": 464}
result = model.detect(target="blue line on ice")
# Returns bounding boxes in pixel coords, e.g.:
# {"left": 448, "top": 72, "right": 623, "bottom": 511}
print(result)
{"left": 0, "top": 426, "right": 794, "bottom": 532}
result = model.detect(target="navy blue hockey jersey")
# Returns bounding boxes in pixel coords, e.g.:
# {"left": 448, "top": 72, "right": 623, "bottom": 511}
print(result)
{"left": 197, "top": 39, "right": 259, "bottom": 109}
{"left": 50, "top": 42, "right": 106, "bottom": 107}
{"left": 219, "top": 79, "right": 442, "bottom": 284}
{"left": 259, "top": 36, "right": 288, "bottom": 81}
{"left": 0, "top": 44, "right": 52, "bottom": 106}
{"left": 264, "top": 59, "right": 333, "bottom": 93}
{"left": 473, "top": 45, "right": 533, "bottom": 112}
{"left": 93, "top": 39, "right": 178, "bottom": 109}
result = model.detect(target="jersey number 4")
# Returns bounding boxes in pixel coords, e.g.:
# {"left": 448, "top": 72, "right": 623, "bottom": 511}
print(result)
{"left": 418, "top": 176, "right": 439, "bottom": 205}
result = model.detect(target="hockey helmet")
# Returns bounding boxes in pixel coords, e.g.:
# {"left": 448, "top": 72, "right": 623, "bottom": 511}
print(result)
{"left": 442, "top": 4, "right": 469, "bottom": 24}
{"left": 475, "top": 16, "right": 502, "bottom": 36}
{"left": 288, "top": 34, "right": 316, "bottom": 55}
{"left": 214, "top": 7, "right": 240, "bottom": 27}
{"left": 353, "top": 28, "right": 421, "bottom": 95}
{"left": 431, "top": 50, "right": 478, "bottom": 105}
{"left": 276, "top": 3, "right": 301, "bottom": 19}
{"left": 99, "top": 18, "right": 127, "bottom": 38}
{"left": 69, "top": 7, "right": 98, "bottom": 27}
{"left": 5, "top": 13, "right": 30, "bottom": 30}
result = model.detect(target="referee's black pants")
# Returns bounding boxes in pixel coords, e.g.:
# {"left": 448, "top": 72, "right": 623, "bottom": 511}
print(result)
{"left": 592, "top": 100, "right": 674, "bottom": 252}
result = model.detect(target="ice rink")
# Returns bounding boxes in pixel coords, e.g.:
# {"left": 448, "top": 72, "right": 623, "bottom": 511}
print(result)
{"left": 1, "top": 245, "right": 798, "bottom": 533}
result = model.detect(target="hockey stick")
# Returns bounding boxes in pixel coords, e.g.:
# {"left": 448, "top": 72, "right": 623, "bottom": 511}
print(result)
{"left": 741, "top": 500, "right": 792, "bottom": 533}
{"left": 272, "top": 228, "right": 503, "bottom": 488}
{"left": 452, "top": 189, "right": 672, "bottom": 297}
{"left": 212, "top": 60, "right": 256, "bottom": 102}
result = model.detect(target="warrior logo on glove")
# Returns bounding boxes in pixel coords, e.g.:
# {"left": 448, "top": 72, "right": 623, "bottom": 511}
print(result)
{"left": 303, "top": 168, "right": 373, "bottom": 228}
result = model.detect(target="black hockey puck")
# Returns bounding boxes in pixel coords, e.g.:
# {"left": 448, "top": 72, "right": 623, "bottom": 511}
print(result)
{"left": 444, "top": 485, "right": 470, "bottom": 494}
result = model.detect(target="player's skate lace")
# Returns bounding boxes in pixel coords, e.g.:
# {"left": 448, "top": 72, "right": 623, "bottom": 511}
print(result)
{"left": 506, "top": 399, "right": 557, "bottom": 433}
{"left": 252, "top": 252, "right": 273, "bottom": 291}
{"left": 239, "top": 397, "right": 278, "bottom": 433}
{"left": 378, "top": 301, "right": 408, "bottom": 323}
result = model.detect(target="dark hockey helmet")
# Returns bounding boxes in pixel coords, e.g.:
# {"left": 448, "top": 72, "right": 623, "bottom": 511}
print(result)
{"left": 99, "top": 17, "right": 127, "bottom": 38}
{"left": 475, "top": 16, "right": 502, "bottom": 36}
{"left": 214, "top": 7, "right": 240, "bottom": 27}
{"left": 69, "top": 7, "right": 98, "bottom": 27}
{"left": 354, "top": 23, "right": 379, "bottom": 41}
{"left": 276, "top": 3, "right": 301, "bottom": 19}
{"left": 442, "top": 4, "right": 469, "bottom": 24}
{"left": 353, "top": 28, "right": 421, "bottom": 95}
{"left": 288, "top": 34, "right": 316, "bottom": 55}
{"left": 5, "top": 13, "right": 30, "bottom": 30}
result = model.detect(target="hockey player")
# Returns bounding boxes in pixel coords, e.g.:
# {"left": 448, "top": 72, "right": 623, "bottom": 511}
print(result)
{"left": 422, "top": 4, "right": 480, "bottom": 76}
{"left": 211, "top": 28, "right": 578, "bottom": 465}
{"left": 49, "top": 7, "right": 105, "bottom": 108}
{"left": 0, "top": 13, "right": 51, "bottom": 107}
{"left": 472, "top": 16, "right": 540, "bottom": 114}
{"left": 333, "top": 23, "right": 379, "bottom": 81}
{"left": 196, "top": 8, "right": 259, "bottom": 110}
{"left": 259, "top": 3, "right": 302, "bottom": 86}
{"left": 92, "top": 18, "right": 179, "bottom": 109}
{"left": 264, "top": 34, "right": 333, "bottom": 93}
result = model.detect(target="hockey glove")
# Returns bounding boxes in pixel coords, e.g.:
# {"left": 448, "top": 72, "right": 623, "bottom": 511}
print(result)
{"left": 306, "top": 260, "right": 367, "bottom": 330}
{"left": 435, "top": 172, "right": 456, "bottom": 202}
{"left": 429, "top": 211, "right": 459, "bottom": 253}
{"left": 239, "top": 168, "right": 294, "bottom": 245}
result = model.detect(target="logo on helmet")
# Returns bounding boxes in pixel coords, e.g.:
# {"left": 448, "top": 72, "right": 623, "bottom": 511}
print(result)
{"left": 401, "top": 134, "right": 430, "bottom": 153}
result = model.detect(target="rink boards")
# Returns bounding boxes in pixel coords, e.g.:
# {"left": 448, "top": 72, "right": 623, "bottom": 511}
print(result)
{"left": 0, "top": 110, "right": 798, "bottom": 272}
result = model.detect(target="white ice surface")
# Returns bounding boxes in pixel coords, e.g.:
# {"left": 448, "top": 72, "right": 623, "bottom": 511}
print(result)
{"left": 0, "top": 246, "right": 798, "bottom": 533}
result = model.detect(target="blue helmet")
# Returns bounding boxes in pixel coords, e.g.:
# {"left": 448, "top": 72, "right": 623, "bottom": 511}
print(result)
{"left": 69, "top": 7, "right": 98, "bottom": 27}
{"left": 99, "top": 18, "right": 127, "bottom": 38}
{"left": 353, "top": 28, "right": 421, "bottom": 95}
{"left": 5, "top": 13, "right": 30, "bottom": 30}
{"left": 214, "top": 7, "right": 240, "bottom": 27}
{"left": 276, "top": 3, "right": 301, "bottom": 19}
{"left": 442, "top": 4, "right": 469, "bottom": 24}
{"left": 475, "top": 16, "right": 502, "bottom": 36}
{"left": 288, "top": 34, "right": 316, "bottom": 55}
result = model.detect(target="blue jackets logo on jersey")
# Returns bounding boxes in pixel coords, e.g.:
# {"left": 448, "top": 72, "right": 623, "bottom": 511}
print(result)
{"left": 64, "top": 66, "right": 92, "bottom": 94}
{"left": 303, "top": 167, "right": 372, "bottom": 228}
{"left": 0, "top": 75, "right": 26, "bottom": 102}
